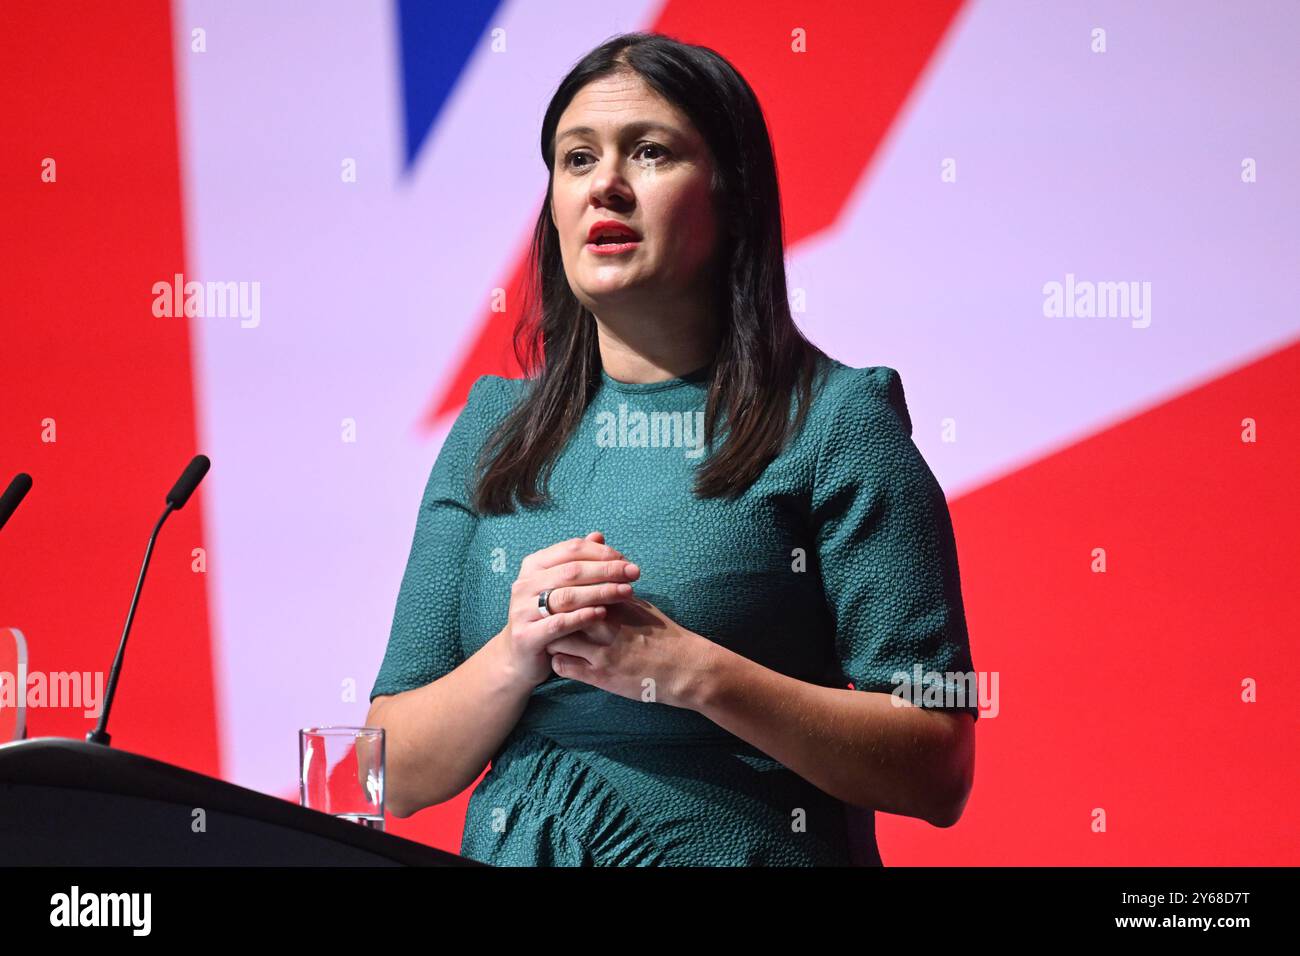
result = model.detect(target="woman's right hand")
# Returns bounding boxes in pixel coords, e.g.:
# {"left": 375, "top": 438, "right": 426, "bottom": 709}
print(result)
{"left": 496, "top": 531, "right": 640, "bottom": 688}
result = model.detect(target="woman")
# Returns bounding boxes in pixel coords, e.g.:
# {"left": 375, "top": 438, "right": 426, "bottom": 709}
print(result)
{"left": 368, "top": 32, "right": 978, "bottom": 866}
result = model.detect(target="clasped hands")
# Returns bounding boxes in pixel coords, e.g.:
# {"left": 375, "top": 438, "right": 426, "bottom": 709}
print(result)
{"left": 501, "top": 530, "right": 714, "bottom": 710}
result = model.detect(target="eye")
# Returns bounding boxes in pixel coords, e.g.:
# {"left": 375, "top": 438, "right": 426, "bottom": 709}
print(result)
{"left": 563, "top": 150, "right": 593, "bottom": 170}
{"left": 634, "top": 142, "right": 669, "bottom": 163}
{"left": 561, "top": 142, "right": 670, "bottom": 171}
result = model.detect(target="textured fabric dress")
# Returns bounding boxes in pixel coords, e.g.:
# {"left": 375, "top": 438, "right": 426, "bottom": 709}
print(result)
{"left": 369, "top": 353, "right": 979, "bottom": 866}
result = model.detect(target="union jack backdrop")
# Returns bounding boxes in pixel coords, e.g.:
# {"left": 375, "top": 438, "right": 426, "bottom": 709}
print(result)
{"left": 2, "top": 0, "right": 1296, "bottom": 864}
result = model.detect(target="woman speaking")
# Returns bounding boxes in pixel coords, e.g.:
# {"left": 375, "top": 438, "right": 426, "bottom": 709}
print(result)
{"left": 367, "top": 31, "right": 978, "bottom": 866}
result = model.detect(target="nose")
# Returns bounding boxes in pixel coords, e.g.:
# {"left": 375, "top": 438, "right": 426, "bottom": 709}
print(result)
{"left": 588, "top": 156, "right": 633, "bottom": 210}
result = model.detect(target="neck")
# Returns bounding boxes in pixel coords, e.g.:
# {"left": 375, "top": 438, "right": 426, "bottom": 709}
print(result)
{"left": 591, "top": 288, "right": 720, "bottom": 384}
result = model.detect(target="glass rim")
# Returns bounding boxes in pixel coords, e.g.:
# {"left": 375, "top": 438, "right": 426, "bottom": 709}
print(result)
{"left": 299, "top": 725, "right": 384, "bottom": 737}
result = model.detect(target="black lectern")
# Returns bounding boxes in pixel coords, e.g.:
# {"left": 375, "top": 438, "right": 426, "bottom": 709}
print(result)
{"left": 0, "top": 737, "right": 481, "bottom": 866}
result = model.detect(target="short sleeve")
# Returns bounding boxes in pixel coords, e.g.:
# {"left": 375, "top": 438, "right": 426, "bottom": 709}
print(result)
{"left": 369, "top": 376, "right": 509, "bottom": 702}
{"left": 810, "top": 366, "right": 979, "bottom": 722}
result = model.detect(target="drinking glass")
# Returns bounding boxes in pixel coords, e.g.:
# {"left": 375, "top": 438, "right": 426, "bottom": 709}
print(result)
{"left": 299, "top": 726, "right": 385, "bottom": 830}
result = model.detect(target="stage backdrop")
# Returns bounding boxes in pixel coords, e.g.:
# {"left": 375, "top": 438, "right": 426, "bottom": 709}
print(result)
{"left": 2, "top": 0, "right": 1297, "bottom": 864}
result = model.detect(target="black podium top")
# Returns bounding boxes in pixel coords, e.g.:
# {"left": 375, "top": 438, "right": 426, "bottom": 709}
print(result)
{"left": 0, "top": 737, "right": 482, "bottom": 866}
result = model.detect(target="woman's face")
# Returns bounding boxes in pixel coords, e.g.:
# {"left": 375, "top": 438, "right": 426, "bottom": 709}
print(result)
{"left": 550, "top": 72, "right": 720, "bottom": 312}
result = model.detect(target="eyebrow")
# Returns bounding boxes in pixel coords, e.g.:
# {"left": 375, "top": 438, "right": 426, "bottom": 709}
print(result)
{"left": 555, "top": 121, "right": 682, "bottom": 145}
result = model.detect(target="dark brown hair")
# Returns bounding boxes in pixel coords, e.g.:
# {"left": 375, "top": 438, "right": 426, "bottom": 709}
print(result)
{"left": 472, "top": 31, "right": 829, "bottom": 515}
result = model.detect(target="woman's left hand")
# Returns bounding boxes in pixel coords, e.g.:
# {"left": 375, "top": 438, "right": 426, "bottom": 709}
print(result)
{"left": 543, "top": 596, "right": 717, "bottom": 710}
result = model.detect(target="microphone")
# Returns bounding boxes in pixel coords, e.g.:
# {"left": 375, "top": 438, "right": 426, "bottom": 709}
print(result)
{"left": 166, "top": 455, "right": 210, "bottom": 510}
{"left": 87, "top": 455, "right": 211, "bottom": 747}
{"left": 0, "top": 473, "right": 33, "bottom": 531}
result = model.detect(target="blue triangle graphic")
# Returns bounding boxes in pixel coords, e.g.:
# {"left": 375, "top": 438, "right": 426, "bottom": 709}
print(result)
{"left": 397, "top": 0, "right": 504, "bottom": 174}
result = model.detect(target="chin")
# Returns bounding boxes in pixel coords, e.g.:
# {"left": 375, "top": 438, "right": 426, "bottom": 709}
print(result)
{"left": 580, "top": 277, "right": 646, "bottom": 300}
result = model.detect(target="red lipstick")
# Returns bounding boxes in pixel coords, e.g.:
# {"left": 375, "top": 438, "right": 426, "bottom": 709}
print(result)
{"left": 586, "top": 219, "right": 641, "bottom": 255}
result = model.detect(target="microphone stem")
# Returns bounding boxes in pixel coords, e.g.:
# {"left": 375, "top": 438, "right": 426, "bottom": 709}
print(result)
{"left": 87, "top": 503, "right": 176, "bottom": 747}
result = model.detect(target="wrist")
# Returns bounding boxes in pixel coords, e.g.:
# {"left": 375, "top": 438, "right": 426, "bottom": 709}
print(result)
{"left": 682, "top": 634, "right": 736, "bottom": 714}
{"left": 487, "top": 627, "right": 540, "bottom": 696}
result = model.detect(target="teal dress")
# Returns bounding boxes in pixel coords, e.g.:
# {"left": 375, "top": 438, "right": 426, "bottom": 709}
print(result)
{"left": 370, "top": 354, "right": 978, "bottom": 866}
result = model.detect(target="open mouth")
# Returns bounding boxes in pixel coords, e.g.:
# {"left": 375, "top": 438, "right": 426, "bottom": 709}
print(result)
{"left": 586, "top": 237, "right": 641, "bottom": 254}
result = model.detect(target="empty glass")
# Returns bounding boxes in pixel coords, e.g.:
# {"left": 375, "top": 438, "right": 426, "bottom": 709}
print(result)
{"left": 299, "top": 726, "right": 385, "bottom": 830}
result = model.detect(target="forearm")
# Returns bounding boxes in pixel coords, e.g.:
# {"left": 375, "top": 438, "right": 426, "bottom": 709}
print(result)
{"left": 366, "top": 631, "right": 533, "bottom": 817}
{"left": 690, "top": 643, "right": 969, "bottom": 827}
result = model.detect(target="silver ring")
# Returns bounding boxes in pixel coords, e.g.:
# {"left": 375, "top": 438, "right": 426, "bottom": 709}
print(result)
{"left": 537, "top": 589, "right": 554, "bottom": 618}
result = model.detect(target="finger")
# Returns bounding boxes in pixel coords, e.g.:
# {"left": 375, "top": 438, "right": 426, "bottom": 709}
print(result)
{"left": 562, "top": 616, "right": 616, "bottom": 645}
{"left": 550, "top": 652, "right": 589, "bottom": 679}
{"left": 545, "top": 580, "right": 635, "bottom": 615}
{"left": 509, "top": 561, "right": 636, "bottom": 615}
{"left": 544, "top": 633, "right": 604, "bottom": 661}
{"left": 523, "top": 535, "right": 624, "bottom": 573}
{"left": 543, "top": 558, "right": 640, "bottom": 592}
{"left": 521, "top": 604, "right": 606, "bottom": 652}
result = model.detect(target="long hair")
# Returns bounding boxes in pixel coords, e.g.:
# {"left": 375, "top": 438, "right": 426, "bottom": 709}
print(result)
{"left": 472, "top": 31, "right": 829, "bottom": 515}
